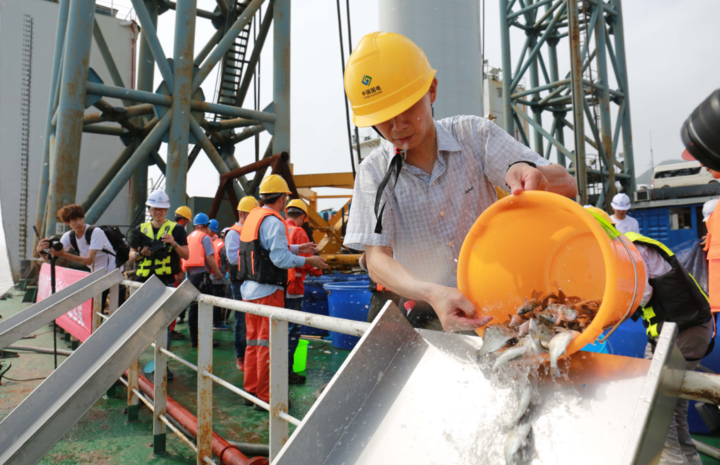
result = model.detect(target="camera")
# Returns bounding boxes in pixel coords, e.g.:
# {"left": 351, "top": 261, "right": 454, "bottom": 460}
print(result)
{"left": 129, "top": 229, "right": 170, "bottom": 260}
{"left": 681, "top": 89, "right": 720, "bottom": 171}
{"left": 43, "top": 236, "right": 63, "bottom": 255}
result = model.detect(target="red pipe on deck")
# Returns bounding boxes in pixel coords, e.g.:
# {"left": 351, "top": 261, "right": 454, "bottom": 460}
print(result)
{"left": 132, "top": 373, "right": 269, "bottom": 465}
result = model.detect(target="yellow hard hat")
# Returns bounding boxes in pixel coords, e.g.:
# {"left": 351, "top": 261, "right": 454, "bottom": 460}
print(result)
{"left": 286, "top": 199, "right": 309, "bottom": 216}
{"left": 238, "top": 196, "right": 259, "bottom": 213}
{"left": 175, "top": 206, "right": 192, "bottom": 220}
{"left": 259, "top": 174, "right": 291, "bottom": 195}
{"left": 344, "top": 32, "right": 437, "bottom": 128}
{"left": 584, "top": 206, "right": 616, "bottom": 225}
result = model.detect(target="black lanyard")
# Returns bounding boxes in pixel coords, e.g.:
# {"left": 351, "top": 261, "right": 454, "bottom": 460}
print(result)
{"left": 374, "top": 147, "right": 404, "bottom": 234}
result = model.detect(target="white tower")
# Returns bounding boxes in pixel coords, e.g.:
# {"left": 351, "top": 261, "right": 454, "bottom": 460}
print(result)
{"left": 378, "top": 0, "right": 484, "bottom": 120}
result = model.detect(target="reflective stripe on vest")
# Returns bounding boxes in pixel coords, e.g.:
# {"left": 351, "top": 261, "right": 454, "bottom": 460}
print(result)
{"left": 136, "top": 220, "right": 176, "bottom": 277}
{"left": 182, "top": 230, "right": 209, "bottom": 271}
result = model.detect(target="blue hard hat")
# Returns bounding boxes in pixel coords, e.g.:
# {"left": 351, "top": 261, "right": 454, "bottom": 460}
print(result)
{"left": 209, "top": 219, "right": 219, "bottom": 232}
{"left": 194, "top": 212, "right": 210, "bottom": 225}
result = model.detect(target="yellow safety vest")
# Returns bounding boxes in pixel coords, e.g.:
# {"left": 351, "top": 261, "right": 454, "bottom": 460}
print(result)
{"left": 136, "top": 220, "right": 177, "bottom": 278}
{"left": 625, "top": 231, "right": 710, "bottom": 338}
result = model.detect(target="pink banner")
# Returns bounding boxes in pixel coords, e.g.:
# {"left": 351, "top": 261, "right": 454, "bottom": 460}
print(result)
{"left": 37, "top": 263, "right": 94, "bottom": 342}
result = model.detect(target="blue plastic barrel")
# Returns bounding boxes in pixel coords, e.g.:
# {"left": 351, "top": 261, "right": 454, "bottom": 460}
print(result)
{"left": 324, "top": 282, "right": 372, "bottom": 350}
{"left": 300, "top": 273, "right": 367, "bottom": 336}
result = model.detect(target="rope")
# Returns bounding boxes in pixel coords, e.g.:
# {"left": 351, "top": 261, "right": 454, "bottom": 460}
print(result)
{"left": 345, "top": 0, "right": 362, "bottom": 167}
{"left": 335, "top": 0, "right": 356, "bottom": 179}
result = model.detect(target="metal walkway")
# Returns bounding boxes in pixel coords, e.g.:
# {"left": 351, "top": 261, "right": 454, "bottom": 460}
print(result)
{"left": 0, "top": 269, "right": 123, "bottom": 350}
{"left": 0, "top": 276, "right": 199, "bottom": 465}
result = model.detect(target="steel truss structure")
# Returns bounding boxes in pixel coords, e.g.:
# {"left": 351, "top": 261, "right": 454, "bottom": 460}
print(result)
{"left": 499, "top": 0, "right": 635, "bottom": 207}
{"left": 34, "top": 0, "right": 288, "bottom": 240}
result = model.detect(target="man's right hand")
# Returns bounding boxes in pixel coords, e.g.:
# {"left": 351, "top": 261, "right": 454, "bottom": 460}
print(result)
{"left": 305, "top": 255, "right": 328, "bottom": 270}
{"left": 425, "top": 284, "right": 494, "bottom": 332}
{"left": 139, "top": 246, "right": 151, "bottom": 257}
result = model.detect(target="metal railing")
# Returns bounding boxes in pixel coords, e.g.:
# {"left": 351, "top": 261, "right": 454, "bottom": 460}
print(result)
{"left": 91, "top": 279, "right": 371, "bottom": 464}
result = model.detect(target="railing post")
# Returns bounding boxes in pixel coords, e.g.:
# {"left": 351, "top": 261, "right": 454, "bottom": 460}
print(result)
{"left": 127, "top": 285, "right": 139, "bottom": 420}
{"left": 108, "top": 283, "right": 119, "bottom": 315}
{"left": 153, "top": 331, "right": 168, "bottom": 455}
{"left": 92, "top": 292, "right": 103, "bottom": 333}
{"left": 127, "top": 359, "right": 140, "bottom": 421}
{"left": 197, "top": 300, "right": 213, "bottom": 465}
{"left": 269, "top": 315, "right": 289, "bottom": 461}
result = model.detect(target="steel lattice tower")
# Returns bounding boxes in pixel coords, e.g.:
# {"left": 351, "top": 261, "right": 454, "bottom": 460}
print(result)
{"left": 499, "top": 0, "right": 635, "bottom": 207}
{"left": 35, "top": 0, "right": 288, "bottom": 240}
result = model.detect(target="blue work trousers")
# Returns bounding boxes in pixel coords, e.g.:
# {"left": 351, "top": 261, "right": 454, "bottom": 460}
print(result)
{"left": 230, "top": 280, "right": 247, "bottom": 359}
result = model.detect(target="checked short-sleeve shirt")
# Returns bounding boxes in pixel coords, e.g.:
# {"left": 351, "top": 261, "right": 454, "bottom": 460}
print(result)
{"left": 343, "top": 115, "right": 551, "bottom": 289}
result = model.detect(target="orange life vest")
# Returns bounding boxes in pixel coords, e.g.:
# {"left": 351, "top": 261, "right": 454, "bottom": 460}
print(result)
{"left": 182, "top": 230, "right": 209, "bottom": 271}
{"left": 706, "top": 210, "right": 720, "bottom": 314}
{"left": 239, "top": 208, "right": 290, "bottom": 285}
{"left": 212, "top": 237, "right": 224, "bottom": 269}
{"left": 286, "top": 220, "right": 309, "bottom": 295}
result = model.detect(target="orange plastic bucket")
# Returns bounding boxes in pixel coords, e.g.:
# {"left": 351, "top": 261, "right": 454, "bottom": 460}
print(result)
{"left": 457, "top": 191, "right": 646, "bottom": 357}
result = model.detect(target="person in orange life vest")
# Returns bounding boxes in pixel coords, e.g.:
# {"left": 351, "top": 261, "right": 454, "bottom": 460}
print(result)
{"left": 683, "top": 148, "right": 720, "bottom": 315}
{"left": 173, "top": 206, "right": 192, "bottom": 323}
{"left": 183, "top": 213, "right": 225, "bottom": 348}
{"left": 208, "top": 219, "right": 231, "bottom": 331}
{"left": 226, "top": 196, "right": 260, "bottom": 371}
{"left": 284, "top": 199, "right": 323, "bottom": 385}
{"left": 239, "top": 175, "right": 327, "bottom": 408}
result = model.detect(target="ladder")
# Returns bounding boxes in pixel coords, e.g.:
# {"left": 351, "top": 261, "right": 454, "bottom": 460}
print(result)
{"left": 214, "top": 1, "right": 253, "bottom": 121}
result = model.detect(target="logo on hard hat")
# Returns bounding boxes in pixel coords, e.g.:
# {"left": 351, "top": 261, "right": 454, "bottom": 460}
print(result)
{"left": 362, "top": 75, "right": 372, "bottom": 86}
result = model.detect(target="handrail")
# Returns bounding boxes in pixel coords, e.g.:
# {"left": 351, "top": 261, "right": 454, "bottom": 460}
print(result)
{"left": 105, "top": 278, "right": 369, "bottom": 462}
{"left": 120, "top": 279, "right": 370, "bottom": 337}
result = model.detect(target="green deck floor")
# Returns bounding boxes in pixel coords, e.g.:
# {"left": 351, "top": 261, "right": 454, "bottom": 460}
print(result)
{"left": 4, "top": 288, "right": 720, "bottom": 463}
{"left": 0, "top": 289, "right": 350, "bottom": 463}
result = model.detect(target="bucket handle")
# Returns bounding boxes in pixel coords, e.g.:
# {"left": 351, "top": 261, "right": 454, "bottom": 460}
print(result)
{"left": 594, "top": 234, "right": 639, "bottom": 344}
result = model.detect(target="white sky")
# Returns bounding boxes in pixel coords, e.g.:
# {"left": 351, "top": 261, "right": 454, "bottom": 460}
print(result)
{"left": 100, "top": 0, "right": 720, "bottom": 206}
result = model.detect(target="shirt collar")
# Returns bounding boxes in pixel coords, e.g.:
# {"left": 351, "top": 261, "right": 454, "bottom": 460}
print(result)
{"left": 435, "top": 121, "right": 462, "bottom": 153}
{"left": 383, "top": 120, "right": 462, "bottom": 171}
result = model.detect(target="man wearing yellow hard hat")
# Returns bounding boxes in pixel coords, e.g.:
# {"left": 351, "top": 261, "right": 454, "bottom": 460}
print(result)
{"left": 343, "top": 32, "right": 577, "bottom": 332}
{"left": 225, "top": 195, "right": 259, "bottom": 371}
{"left": 238, "top": 175, "right": 327, "bottom": 407}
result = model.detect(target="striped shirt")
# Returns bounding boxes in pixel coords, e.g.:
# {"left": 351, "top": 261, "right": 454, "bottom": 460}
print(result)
{"left": 344, "top": 115, "right": 551, "bottom": 288}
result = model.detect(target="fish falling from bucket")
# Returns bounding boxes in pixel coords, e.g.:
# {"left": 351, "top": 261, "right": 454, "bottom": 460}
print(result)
{"left": 478, "top": 290, "right": 601, "bottom": 375}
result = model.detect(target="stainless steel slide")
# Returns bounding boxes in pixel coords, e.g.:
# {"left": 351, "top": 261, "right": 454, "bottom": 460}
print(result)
{"left": 0, "top": 276, "right": 199, "bottom": 465}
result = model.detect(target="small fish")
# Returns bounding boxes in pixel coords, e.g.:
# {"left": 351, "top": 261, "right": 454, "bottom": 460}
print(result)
{"left": 509, "top": 314, "right": 526, "bottom": 328}
{"left": 517, "top": 320, "right": 531, "bottom": 337}
{"left": 510, "top": 385, "right": 532, "bottom": 426}
{"left": 537, "top": 309, "right": 558, "bottom": 325}
{"left": 504, "top": 422, "right": 533, "bottom": 465}
{"left": 528, "top": 318, "right": 554, "bottom": 351}
{"left": 478, "top": 325, "right": 518, "bottom": 356}
{"left": 493, "top": 339, "right": 531, "bottom": 370}
{"left": 549, "top": 330, "right": 580, "bottom": 376}
{"left": 516, "top": 298, "right": 541, "bottom": 315}
{"left": 546, "top": 304, "right": 577, "bottom": 323}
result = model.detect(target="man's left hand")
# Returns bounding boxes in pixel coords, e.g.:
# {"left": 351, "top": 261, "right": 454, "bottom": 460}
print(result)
{"left": 298, "top": 242, "right": 318, "bottom": 255}
{"left": 506, "top": 163, "right": 549, "bottom": 196}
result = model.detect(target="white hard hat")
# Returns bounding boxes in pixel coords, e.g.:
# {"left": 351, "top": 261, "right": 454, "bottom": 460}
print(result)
{"left": 703, "top": 199, "right": 719, "bottom": 222}
{"left": 610, "top": 193, "right": 631, "bottom": 211}
{"left": 146, "top": 191, "right": 171, "bottom": 209}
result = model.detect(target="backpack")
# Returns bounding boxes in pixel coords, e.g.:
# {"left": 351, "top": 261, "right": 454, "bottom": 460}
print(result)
{"left": 69, "top": 225, "right": 131, "bottom": 268}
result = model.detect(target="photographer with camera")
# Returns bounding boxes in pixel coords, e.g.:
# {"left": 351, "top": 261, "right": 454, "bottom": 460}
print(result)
{"left": 37, "top": 204, "right": 127, "bottom": 309}
{"left": 129, "top": 191, "right": 188, "bottom": 380}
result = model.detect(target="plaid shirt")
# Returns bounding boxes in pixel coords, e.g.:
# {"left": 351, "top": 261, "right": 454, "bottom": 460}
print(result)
{"left": 344, "top": 116, "right": 551, "bottom": 288}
